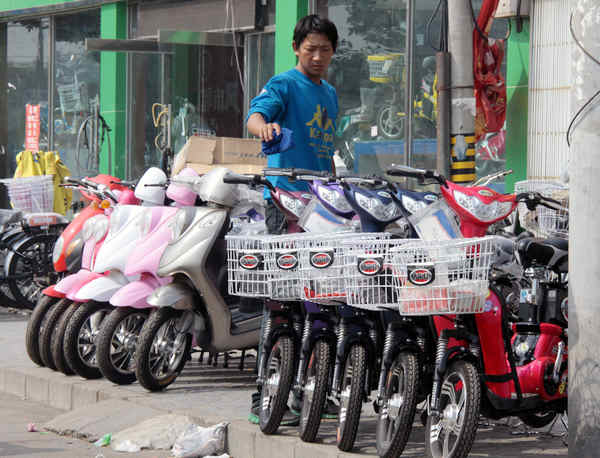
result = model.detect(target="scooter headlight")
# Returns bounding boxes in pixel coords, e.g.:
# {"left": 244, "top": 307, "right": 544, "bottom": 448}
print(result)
{"left": 280, "top": 193, "right": 307, "bottom": 218}
{"left": 453, "top": 190, "right": 514, "bottom": 222}
{"left": 401, "top": 195, "right": 427, "bottom": 215}
{"left": 355, "top": 191, "right": 402, "bottom": 222}
{"left": 82, "top": 215, "right": 110, "bottom": 242}
{"left": 52, "top": 235, "right": 64, "bottom": 264}
{"left": 317, "top": 185, "right": 352, "bottom": 213}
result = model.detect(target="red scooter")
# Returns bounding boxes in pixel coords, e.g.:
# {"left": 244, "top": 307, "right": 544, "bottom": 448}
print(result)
{"left": 386, "top": 165, "right": 568, "bottom": 458}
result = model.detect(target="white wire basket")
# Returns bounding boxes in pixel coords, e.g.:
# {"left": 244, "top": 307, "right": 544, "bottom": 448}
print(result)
{"left": 297, "top": 232, "right": 391, "bottom": 305}
{"left": 226, "top": 235, "right": 269, "bottom": 297}
{"left": 514, "top": 180, "right": 569, "bottom": 238}
{"left": 389, "top": 237, "right": 497, "bottom": 316}
{"left": 341, "top": 237, "right": 406, "bottom": 311}
{"left": 0, "top": 175, "right": 54, "bottom": 213}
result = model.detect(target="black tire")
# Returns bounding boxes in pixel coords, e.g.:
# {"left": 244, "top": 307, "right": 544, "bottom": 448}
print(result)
{"left": 376, "top": 352, "right": 420, "bottom": 458}
{"left": 259, "top": 335, "right": 295, "bottom": 435}
{"left": 337, "top": 344, "right": 367, "bottom": 452}
{"left": 134, "top": 308, "right": 191, "bottom": 392}
{"left": 377, "top": 105, "right": 405, "bottom": 139}
{"left": 39, "top": 298, "right": 72, "bottom": 370}
{"left": 425, "top": 360, "right": 481, "bottom": 458}
{"left": 63, "top": 301, "right": 113, "bottom": 379}
{"left": 51, "top": 301, "right": 78, "bottom": 375}
{"left": 25, "top": 295, "right": 59, "bottom": 366}
{"left": 0, "top": 230, "right": 28, "bottom": 308}
{"left": 6, "top": 234, "right": 60, "bottom": 310}
{"left": 97, "top": 307, "right": 149, "bottom": 385}
{"left": 518, "top": 411, "right": 557, "bottom": 428}
{"left": 299, "top": 339, "right": 332, "bottom": 442}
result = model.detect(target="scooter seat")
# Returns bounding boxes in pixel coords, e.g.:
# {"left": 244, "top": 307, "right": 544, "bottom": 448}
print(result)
{"left": 517, "top": 237, "right": 568, "bottom": 273}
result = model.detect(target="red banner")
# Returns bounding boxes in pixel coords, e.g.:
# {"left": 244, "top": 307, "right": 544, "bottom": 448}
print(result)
{"left": 473, "top": 0, "right": 506, "bottom": 140}
{"left": 24, "top": 104, "right": 41, "bottom": 152}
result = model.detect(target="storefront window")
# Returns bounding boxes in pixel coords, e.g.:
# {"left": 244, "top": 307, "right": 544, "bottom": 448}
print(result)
{"left": 245, "top": 31, "right": 275, "bottom": 118}
{"left": 53, "top": 10, "right": 100, "bottom": 177}
{"left": 4, "top": 18, "right": 49, "bottom": 174}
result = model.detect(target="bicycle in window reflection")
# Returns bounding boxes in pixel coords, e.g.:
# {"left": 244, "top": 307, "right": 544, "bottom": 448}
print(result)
{"left": 373, "top": 54, "right": 437, "bottom": 140}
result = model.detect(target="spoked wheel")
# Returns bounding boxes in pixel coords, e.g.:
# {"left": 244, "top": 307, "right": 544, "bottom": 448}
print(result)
{"left": 25, "top": 295, "right": 60, "bottom": 366}
{"left": 425, "top": 360, "right": 481, "bottom": 458}
{"left": 97, "top": 307, "right": 149, "bottom": 385}
{"left": 259, "top": 335, "right": 295, "bottom": 435}
{"left": 63, "top": 301, "right": 113, "bottom": 379}
{"left": 51, "top": 301, "right": 78, "bottom": 375}
{"left": 6, "top": 234, "right": 60, "bottom": 310}
{"left": 39, "top": 298, "right": 73, "bottom": 370}
{"left": 299, "top": 339, "right": 332, "bottom": 442}
{"left": 0, "top": 230, "right": 28, "bottom": 308}
{"left": 376, "top": 352, "right": 420, "bottom": 458}
{"left": 377, "top": 105, "right": 405, "bottom": 139}
{"left": 134, "top": 308, "right": 191, "bottom": 392}
{"left": 337, "top": 344, "right": 367, "bottom": 452}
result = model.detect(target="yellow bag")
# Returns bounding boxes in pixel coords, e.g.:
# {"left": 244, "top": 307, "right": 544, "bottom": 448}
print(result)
{"left": 43, "top": 151, "right": 72, "bottom": 215}
{"left": 14, "top": 150, "right": 44, "bottom": 178}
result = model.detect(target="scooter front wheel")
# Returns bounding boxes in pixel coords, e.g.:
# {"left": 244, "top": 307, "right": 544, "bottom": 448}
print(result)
{"left": 259, "top": 335, "right": 295, "bottom": 435}
{"left": 39, "top": 298, "right": 73, "bottom": 370}
{"left": 299, "top": 338, "right": 332, "bottom": 442}
{"left": 376, "top": 351, "right": 420, "bottom": 458}
{"left": 25, "top": 295, "right": 59, "bottom": 366}
{"left": 97, "top": 307, "right": 149, "bottom": 385}
{"left": 134, "top": 308, "right": 191, "bottom": 392}
{"left": 425, "top": 360, "right": 481, "bottom": 458}
{"left": 63, "top": 301, "right": 114, "bottom": 379}
{"left": 51, "top": 301, "right": 78, "bottom": 375}
{"left": 337, "top": 343, "right": 367, "bottom": 452}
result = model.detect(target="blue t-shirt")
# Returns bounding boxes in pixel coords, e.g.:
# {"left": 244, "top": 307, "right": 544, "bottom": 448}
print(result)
{"left": 247, "top": 68, "right": 338, "bottom": 196}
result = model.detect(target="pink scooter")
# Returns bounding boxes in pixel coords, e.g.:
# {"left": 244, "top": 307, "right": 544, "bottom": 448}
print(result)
{"left": 95, "top": 168, "right": 199, "bottom": 384}
{"left": 33, "top": 178, "right": 139, "bottom": 374}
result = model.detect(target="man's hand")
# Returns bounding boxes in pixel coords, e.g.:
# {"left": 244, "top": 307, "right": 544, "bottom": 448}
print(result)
{"left": 247, "top": 113, "right": 281, "bottom": 142}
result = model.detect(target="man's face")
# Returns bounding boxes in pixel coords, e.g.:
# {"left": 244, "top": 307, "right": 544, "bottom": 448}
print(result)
{"left": 293, "top": 33, "right": 334, "bottom": 83}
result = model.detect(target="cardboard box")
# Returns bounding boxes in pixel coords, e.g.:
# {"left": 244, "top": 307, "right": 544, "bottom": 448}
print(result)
{"left": 171, "top": 135, "right": 266, "bottom": 177}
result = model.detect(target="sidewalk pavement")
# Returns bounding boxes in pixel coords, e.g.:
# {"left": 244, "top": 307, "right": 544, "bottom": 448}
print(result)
{"left": 0, "top": 307, "right": 568, "bottom": 457}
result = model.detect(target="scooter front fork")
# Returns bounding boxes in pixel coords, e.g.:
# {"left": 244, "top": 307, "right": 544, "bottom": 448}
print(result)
{"left": 376, "top": 322, "right": 397, "bottom": 407}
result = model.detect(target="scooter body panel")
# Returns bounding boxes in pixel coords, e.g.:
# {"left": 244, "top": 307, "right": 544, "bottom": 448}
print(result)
{"left": 74, "top": 270, "right": 136, "bottom": 302}
{"left": 147, "top": 282, "right": 196, "bottom": 310}
{"left": 110, "top": 274, "right": 171, "bottom": 308}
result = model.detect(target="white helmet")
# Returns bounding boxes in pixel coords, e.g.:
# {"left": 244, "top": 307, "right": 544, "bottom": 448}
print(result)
{"left": 135, "top": 167, "right": 167, "bottom": 205}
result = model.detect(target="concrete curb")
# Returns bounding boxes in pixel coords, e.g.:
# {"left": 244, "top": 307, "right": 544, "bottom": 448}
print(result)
{"left": 0, "top": 365, "right": 359, "bottom": 457}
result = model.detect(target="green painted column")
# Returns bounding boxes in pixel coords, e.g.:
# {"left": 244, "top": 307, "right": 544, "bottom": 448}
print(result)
{"left": 99, "top": 2, "right": 127, "bottom": 177}
{"left": 505, "top": 18, "right": 530, "bottom": 192}
{"left": 275, "top": 0, "right": 308, "bottom": 73}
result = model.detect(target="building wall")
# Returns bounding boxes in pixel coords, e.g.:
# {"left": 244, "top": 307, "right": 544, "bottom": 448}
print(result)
{"left": 527, "top": 0, "right": 571, "bottom": 179}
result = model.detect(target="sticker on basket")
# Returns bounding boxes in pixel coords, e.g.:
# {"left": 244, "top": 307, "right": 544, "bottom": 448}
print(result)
{"left": 239, "top": 253, "right": 263, "bottom": 270}
{"left": 357, "top": 256, "right": 384, "bottom": 276}
{"left": 407, "top": 263, "right": 435, "bottom": 286}
{"left": 276, "top": 252, "right": 298, "bottom": 270}
{"left": 310, "top": 250, "right": 334, "bottom": 269}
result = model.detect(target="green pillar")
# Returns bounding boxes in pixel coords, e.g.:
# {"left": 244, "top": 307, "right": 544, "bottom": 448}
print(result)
{"left": 99, "top": 2, "right": 127, "bottom": 178}
{"left": 275, "top": 0, "right": 308, "bottom": 73}
{"left": 505, "top": 18, "right": 530, "bottom": 192}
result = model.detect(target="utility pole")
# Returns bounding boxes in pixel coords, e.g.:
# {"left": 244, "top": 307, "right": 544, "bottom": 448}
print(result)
{"left": 570, "top": 1, "right": 600, "bottom": 455}
{"left": 447, "top": 0, "right": 476, "bottom": 183}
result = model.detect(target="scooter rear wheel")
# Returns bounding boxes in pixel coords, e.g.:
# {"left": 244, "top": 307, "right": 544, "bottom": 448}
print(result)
{"left": 134, "top": 308, "right": 191, "bottom": 392}
{"left": 518, "top": 411, "right": 557, "bottom": 428}
{"left": 25, "top": 295, "right": 59, "bottom": 366}
{"left": 376, "top": 351, "right": 420, "bottom": 458}
{"left": 259, "top": 335, "right": 295, "bottom": 435}
{"left": 425, "top": 360, "right": 481, "bottom": 458}
{"left": 299, "top": 338, "right": 332, "bottom": 442}
{"left": 337, "top": 343, "right": 367, "bottom": 452}
{"left": 97, "top": 307, "right": 149, "bottom": 385}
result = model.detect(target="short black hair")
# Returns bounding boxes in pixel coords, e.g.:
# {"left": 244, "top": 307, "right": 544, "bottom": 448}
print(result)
{"left": 293, "top": 15, "right": 338, "bottom": 52}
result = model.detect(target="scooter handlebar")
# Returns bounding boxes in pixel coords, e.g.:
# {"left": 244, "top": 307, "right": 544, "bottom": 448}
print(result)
{"left": 385, "top": 164, "right": 446, "bottom": 185}
{"left": 223, "top": 172, "right": 273, "bottom": 190}
{"left": 263, "top": 167, "right": 328, "bottom": 178}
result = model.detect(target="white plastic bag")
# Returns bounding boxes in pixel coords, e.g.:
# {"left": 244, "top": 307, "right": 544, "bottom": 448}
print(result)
{"left": 110, "top": 414, "right": 195, "bottom": 452}
{"left": 171, "top": 422, "right": 228, "bottom": 458}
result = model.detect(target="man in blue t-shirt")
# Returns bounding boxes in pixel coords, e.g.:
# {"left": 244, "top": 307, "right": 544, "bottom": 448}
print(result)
{"left": 246, "top": 14, "right": 339, "bottom": 426}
